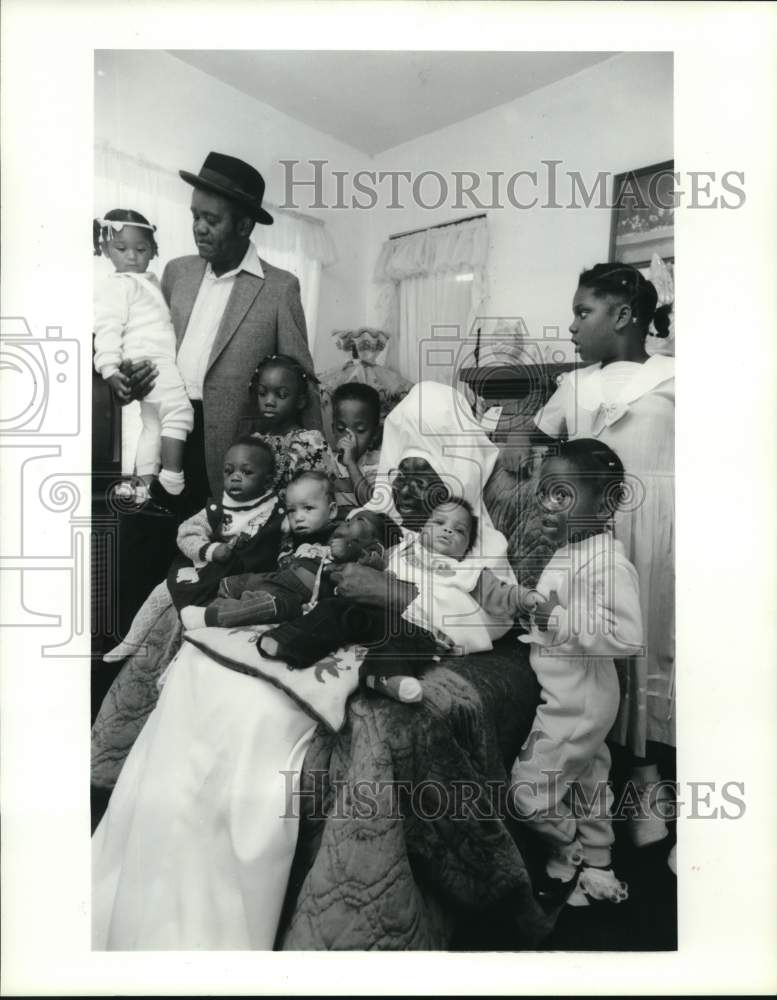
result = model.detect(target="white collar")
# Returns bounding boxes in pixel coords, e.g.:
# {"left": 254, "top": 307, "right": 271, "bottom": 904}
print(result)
{"left": 205, "top": 241, "right": 264, "bottom": 282}
{"left": 577, "top": 355, "right": 674, "bottom": 410}
{"left": 220, "top": 489, "right": 275, "bottom": 511}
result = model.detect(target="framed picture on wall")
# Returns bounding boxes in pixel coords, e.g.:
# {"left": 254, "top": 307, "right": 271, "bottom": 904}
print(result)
{"left": 609, "top": 159, "right": 675, "bottom": 267}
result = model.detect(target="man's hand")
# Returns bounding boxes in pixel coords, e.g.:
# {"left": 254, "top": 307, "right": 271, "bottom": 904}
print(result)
{"left": 210, "top": 543, "right": 234, "bottom": 565}
{"left": 116, "top": 358, "right": 159, "bottom": 404}
{"left": 327, "top": 562, "right": 417, "bottom": 610}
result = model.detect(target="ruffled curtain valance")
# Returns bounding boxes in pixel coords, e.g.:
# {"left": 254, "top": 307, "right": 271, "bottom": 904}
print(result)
{"left": 373, "top": 215, "right": 489, "bottom": 282}
{"left": 94, "top": 139, "right": 337, "bottom": 267}
{"left": 373, "top": 216, "right": 488, "bottom": 338}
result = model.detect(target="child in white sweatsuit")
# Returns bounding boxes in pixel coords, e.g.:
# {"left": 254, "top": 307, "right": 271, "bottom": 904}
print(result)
{"left": 511, "top": 438, "right": 644, "bottom": 907}
{"left": 93, "top": 210, "right": 193, "bottom": 500}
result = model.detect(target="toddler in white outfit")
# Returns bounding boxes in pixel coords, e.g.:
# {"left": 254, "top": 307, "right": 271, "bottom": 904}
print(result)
{"left": 93, "top": 209, "right": 193, "bottom": 501}
{"left": 510, "top": 438, "right": 644, "bottom": 908}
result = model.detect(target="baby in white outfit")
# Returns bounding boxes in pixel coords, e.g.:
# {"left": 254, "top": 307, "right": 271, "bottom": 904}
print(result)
{"left": 93, "top": 209, "right": 193, "bottom": 501}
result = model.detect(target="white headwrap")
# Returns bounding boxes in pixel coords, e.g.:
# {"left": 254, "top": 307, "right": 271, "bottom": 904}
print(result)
{"left": 362, "top": 382, "right": 517, "bottom": 641}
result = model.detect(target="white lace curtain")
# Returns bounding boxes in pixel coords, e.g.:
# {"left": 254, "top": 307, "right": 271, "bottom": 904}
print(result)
{"left": 373, "top": 216, "right": 489, "bottom": 385}
{"left": 94, "top": 140, "right": 337, "bottom": 473}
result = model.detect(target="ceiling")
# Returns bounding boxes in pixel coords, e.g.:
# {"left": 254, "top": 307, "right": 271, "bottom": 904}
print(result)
{"left": 169, "top": 50, "right": 616, "bottom": 156}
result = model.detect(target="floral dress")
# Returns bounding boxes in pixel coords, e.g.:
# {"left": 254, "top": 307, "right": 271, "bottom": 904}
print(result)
{"left": 257, "top": 427, "right": 339, "bottom": 493}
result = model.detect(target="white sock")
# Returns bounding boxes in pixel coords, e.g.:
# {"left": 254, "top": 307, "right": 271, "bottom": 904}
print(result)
{"left": 159, "top": 469, "right": 185, "bottom": 495}
{"left": 180, "top": 606, "right": 207, "bottom": 630}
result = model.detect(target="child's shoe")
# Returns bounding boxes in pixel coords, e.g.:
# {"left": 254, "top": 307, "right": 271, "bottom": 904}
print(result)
{"left": 627, "top": 780, "right": 674, "bottom": 847}
{"left": 365, "top": 674, "right": 423, "bottom": 704}
{"left": 534, "top": 841, "right": 584, "bottom": 908}
{"left": 109, "top": 478, "right": 149, "bottom": 507}
{"left": 567, "top": 865, "right": 629, "bottom": 907}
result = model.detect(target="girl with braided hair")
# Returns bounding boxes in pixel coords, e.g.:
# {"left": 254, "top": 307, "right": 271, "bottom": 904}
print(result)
{"left": 241, "top": 353, "right": 338, "bottom": 491}
{"left": 534, "top": 262, "right": 675, "bottom": 868}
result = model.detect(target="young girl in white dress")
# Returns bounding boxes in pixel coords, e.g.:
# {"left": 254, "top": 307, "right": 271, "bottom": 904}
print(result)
{"left": 534, "top": 262, "right": 675, "bottom": 868}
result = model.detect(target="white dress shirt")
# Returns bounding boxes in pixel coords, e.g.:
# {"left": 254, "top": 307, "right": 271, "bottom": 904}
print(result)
{"left": 176, "top": 242, "right": 264, "bottom": 400}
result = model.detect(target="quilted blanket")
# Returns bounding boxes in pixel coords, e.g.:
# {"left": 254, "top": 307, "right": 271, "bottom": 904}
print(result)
{"left": 278, "top": 639, "right": 553, "bottom": 950}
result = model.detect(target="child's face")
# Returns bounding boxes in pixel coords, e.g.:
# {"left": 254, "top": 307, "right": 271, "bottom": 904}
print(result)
{"left": 101, "top": 226, "right": 154, "bottom": 274}
{"left": 536, "top": 456, "right": 606, "bottom": 545}
{"left": 285, "top": 479, "right": 336, "bottom": 536}
{"left": 419, "top": 502, "right": 473, "bottom": 560}
{"left": 254, "top": 365, "right": 303, "bottom": 432}
{"left": 329, "top": 511, "right": 382, "bottom": 561}
{"left": 222, "top": 444, "right": 273, "bottom": 502}
{"left": 568, "top": 286, "right": 622, "bottom": 364}
{"left": 333, "top": 399, "right": 378, "bottom": 460}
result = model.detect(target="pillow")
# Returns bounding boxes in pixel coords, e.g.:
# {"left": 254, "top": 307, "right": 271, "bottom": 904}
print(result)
{"left": 183, "top": 625, "right": 363, "bottom": 732}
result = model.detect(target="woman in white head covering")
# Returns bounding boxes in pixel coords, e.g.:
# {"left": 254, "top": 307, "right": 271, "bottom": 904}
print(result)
{"left": 330, "top": 382, "right": 519, "bottom": 644}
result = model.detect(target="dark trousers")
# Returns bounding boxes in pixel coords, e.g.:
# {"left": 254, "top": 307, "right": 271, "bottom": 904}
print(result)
{"left": 181, "top": 400, "right": 211, "bottom": 514}
{"left": 261, "top": 597, "right": 442, "bottom": 679}
{"left": 117, "top": 401, "right": 210, "bottom": 631}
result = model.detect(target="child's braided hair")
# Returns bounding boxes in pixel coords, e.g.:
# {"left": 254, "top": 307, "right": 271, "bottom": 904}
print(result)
{"left": 248, "top": 353, "right": 319, "bottom": 406}
{"left": 551, "top": 438, "right": 627, "bottom": 515}
{"left": 579, "top": 262, "right": 671, "bottom": 337}
{"left": 93, "top": 208, "right": 159, "bottom": 258}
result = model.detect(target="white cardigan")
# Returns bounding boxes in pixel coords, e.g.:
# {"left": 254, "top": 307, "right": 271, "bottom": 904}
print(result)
{"left": 93, "top": 271, "right": 177, "bottom": 378}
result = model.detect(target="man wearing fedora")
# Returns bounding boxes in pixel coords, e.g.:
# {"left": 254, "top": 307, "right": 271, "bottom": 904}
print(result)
{"left": 122, "top": 151, "right": 321, "bottom": 513}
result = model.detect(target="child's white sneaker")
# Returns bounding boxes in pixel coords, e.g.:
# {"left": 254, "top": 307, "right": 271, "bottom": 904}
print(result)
{"left": 567, "top": 866, "right": 629, "bottom": 907}
{"left": 365, "top": 675, "right": 423, "bottom": 703}
{"left": 628, "top": 781, "right": 674, "bottom": 847}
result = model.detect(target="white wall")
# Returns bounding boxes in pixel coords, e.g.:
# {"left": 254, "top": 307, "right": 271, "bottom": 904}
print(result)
{"left": 95, "top": 50, "right": 673, "bottom": 374}
{"left": 94, "top": 49, "right": 372, "bottom": 372}
{"left": 366, "top": 52, "right": 673, "bottom": 356}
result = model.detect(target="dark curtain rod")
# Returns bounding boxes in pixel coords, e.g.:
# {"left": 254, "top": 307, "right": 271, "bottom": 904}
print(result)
{"left": 389, "top": 213, "right": 486, "bottom": 241}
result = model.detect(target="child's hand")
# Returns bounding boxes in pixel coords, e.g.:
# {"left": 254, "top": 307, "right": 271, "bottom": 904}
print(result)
{"left": 329, "top": 534, "right": 361, "bottom": 563}
{"left": 106, "top": 371, "right": 132, "bottom": 403}
{"left": 514, "top": 585, "right": 542, "bottom": 616}
{"left": 532, "top": 590, "right": 560, "bottom": 631}
{"left": 336, "top": 429, "right": 359, "bottom": 465}
{"left": 210, "top": 543, "right": 234, "bottom": 564}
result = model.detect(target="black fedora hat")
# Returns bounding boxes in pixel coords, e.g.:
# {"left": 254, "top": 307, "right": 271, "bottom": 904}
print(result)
{"left": 179, "top": 152, "right": 274, "bottom": 225}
